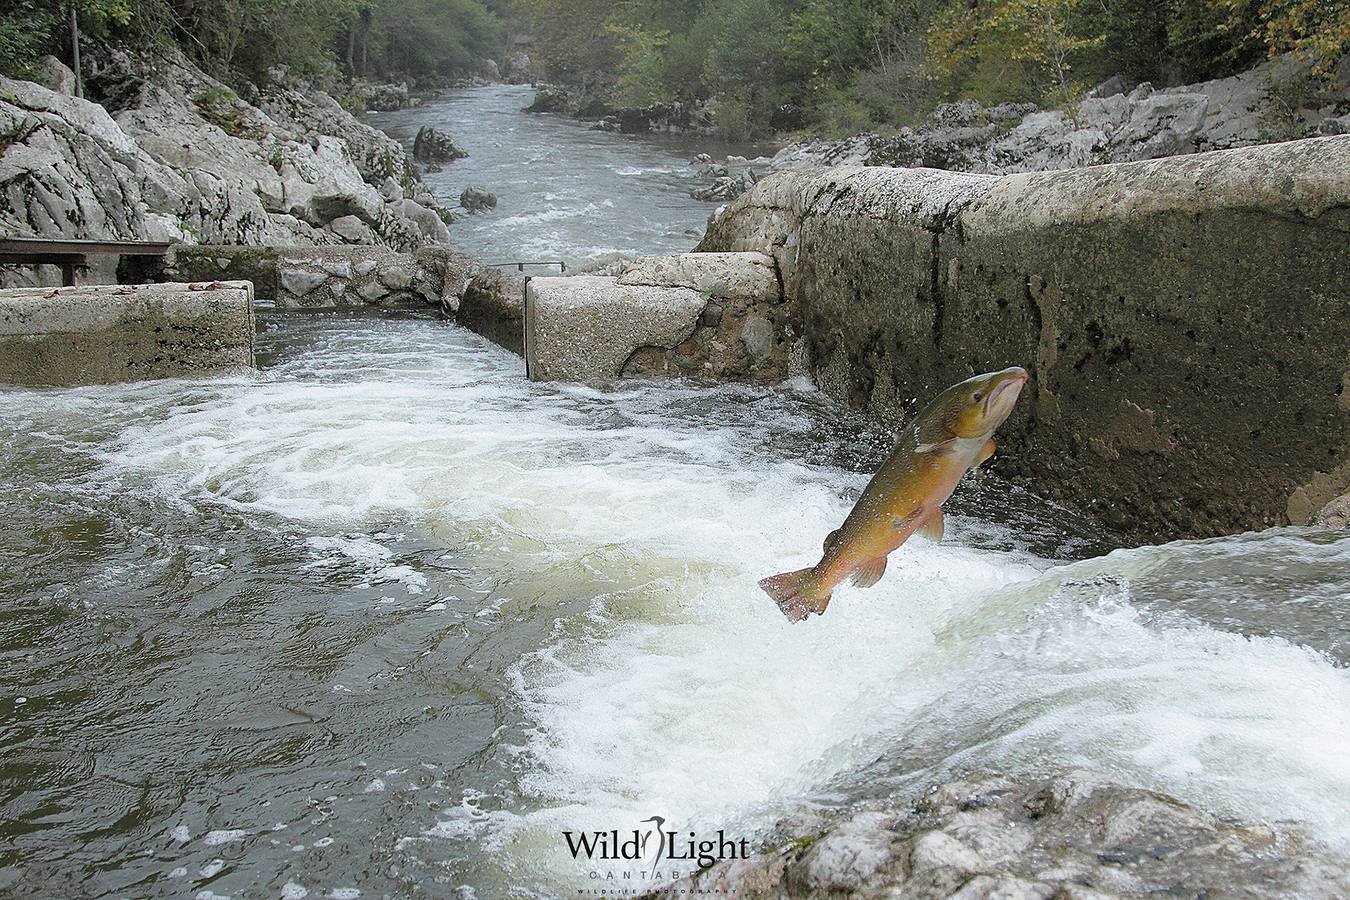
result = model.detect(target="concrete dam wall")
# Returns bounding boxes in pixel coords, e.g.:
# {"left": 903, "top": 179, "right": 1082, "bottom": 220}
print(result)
{"left": 697, "top": 136, "right": 1350, "bottom": 540}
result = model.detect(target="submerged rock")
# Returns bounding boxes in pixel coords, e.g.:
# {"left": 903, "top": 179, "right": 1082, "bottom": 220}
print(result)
{"left": 660, "top": 772, "right": 1350, "bottom": 898}
{"left": 412, "top": 125, "right": 468, "bottom": 163}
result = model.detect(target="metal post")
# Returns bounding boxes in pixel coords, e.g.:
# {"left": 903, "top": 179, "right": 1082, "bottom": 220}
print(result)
{"left": 69, "top": 3, "right": 84, "bottom": 99}
{"left": 522, "top": 275, "right": 532, "bottom": 380}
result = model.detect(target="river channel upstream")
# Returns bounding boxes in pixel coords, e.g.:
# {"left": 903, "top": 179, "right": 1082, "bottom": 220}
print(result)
{"left": 0, "top": 84, "right": 1347, "bottom": 899}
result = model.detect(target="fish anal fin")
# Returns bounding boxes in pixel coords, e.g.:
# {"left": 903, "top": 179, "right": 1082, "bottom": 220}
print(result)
{"left": 974, "top": 439, "right": 996, "bottom": 467}
{"left": 918, "top": 509, "right": 945, "bottom": 542}
{"left": 850, "top": 555, "right": 888, "bottom": 588}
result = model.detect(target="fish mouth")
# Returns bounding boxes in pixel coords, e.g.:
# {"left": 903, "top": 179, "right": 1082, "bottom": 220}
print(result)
{"left": 985, "top": 367, "right": 1029, "bottom": 420}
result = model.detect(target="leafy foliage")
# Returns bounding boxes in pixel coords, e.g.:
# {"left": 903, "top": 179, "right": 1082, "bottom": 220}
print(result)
{"left": 0, "top": 0, "right": 502, "bottom": 90}
{"left": 519, "top": 0, "right": 1344, "bottom": 138}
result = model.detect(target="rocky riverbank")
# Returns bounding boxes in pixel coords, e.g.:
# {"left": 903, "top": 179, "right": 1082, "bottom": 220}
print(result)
{"left": 524, "top": 84, "right": 716, "bottom": 135}
{"left": 0, "top": 48, "right": 460, "bottom": 287}
{"left": 658, "top": 771, "right": 1350, "bottom": 899}
{"left": 685, "top": 54, "right": 1350, "bottom": 201}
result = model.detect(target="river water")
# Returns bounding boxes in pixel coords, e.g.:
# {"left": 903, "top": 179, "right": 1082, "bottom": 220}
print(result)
{"left": 1, "top": 88, "right": 1348, "bottom": 900}
{"left": 371, "top": 84, "right": 770, "bottom": 265}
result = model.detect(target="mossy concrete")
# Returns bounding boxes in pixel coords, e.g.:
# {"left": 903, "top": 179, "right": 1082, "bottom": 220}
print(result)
{"left": 0, "top": 281, "right": 255, "bottom": 386}
{"left": 698, "top": 136, "right": 1350, "bottom": 540}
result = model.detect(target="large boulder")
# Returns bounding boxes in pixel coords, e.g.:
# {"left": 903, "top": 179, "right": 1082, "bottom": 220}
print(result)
{"left": 412, "top": 125, "right": 468, "bottom": 163}
{"left": 663, "top": 772, "right": 1350, "bottom": 898}
{"left": 459, "top": 186, "right": 497, "bottom": 212}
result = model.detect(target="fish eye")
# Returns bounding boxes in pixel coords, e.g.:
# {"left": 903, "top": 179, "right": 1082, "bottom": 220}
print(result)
{"left": 971, "top": 391, "right": 984, "bottom": 402}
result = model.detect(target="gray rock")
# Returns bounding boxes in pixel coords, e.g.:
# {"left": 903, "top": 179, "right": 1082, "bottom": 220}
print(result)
{"left": 278, "top": 268, "right": 327, "bottom": 296}
{"left": 1315, "top": 492, "right": 1350, "bottom": 528}
{"left": 378, "top": 175, "right": 403, "bottom": 202}
{"left": 788, "top": 812, "right": 896, "bottom": 891}
{"left": 660, "top": 771, "right": 1350, "bottom": 898}
{"left": 0, "top": 46, "right": 448, "bottom": 271}
{"left": 378, "top": 263, "right": 416, "bottom": 290}
{"left": 413, "top": 125, "right": 468, "bottom": 163}
{"left": 1088, "top": 74, "right": 1130, "bottom": 98}
{"left": 739, "top": 313, "right": 775, "bottom": 363}
{"left": 387, "top": 198, "right": 451, "bottom": 243}
{"left": 459, "top": 186, "right": 497, "bottom": 212}
{"left": 35, "top": 56, "right": 77, "bottom": 95}
{"left": 327, "top": 215, "right": 374, "bottom": 244}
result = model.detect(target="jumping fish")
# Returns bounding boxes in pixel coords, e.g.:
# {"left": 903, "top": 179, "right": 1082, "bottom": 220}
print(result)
{"left": 759, "top": 366, "right": 1029, "bottom": 621}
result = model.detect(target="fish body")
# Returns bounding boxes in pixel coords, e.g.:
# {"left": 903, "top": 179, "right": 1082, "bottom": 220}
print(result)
{"left": 760, "top": 367, "right": 1029, "bottom": 621}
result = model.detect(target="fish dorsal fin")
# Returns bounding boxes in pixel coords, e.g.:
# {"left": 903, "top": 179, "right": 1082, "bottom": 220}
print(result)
{"left": 851, "top": 555, "right": 888, "bottom": 588}
{"left": 918, "top": 509, "right": 945, "bottom": 542}
{"left": 823, "top": 528, "right": 843, "bottom": 555}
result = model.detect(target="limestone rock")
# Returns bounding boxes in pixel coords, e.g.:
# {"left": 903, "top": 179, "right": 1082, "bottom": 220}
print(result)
{"left": 658, "top": 772, "right": 1350, "bottom": 898}
{"left": 459, "top": 186, "right": 497, "bottom": 212}
{"left": 328, "top": 215, "right": 375, "bottom": 244}
{"left": 278, "top": 268, "right": 327, "bottom": 297}
{"left": 387, "top": 198, "right": 451, "bottom": 243}
{"left": 413, "top": 125, "right": 468, "bottom": 163}
{"left": 1315, "top": 493, "right": 1350, "bottom": 528}
{"left": 35, "top": 56, "right": 77, "bottom": 96}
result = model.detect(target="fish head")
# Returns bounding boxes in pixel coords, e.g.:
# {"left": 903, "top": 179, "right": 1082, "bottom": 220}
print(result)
{"left": 939, "top": 366, "right": 1029, "bottom": 438}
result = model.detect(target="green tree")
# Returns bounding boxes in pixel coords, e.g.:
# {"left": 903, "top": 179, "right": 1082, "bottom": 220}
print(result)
{"left": 926, "top": 0, "right": 1106, "bottom": 105}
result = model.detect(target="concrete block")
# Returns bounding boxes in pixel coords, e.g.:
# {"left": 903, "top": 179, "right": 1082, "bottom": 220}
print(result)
{"left": 0, "top": 281, "right": 255, "bottom": 386}
{"left": 617, "top": 251, "right": 779, "bottom": 301}
{"left": 525, "top": 275, "right": 705, "bottom": 381}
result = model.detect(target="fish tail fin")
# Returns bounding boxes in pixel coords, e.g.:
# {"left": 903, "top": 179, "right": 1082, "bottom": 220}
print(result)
{"left": 758, "top": 568, "right": 831, "bottom": 622}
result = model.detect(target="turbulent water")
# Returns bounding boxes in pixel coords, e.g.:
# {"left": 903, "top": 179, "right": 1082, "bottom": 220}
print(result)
{"left": 372, "top": 83, "right": 770, "bottom": 265}
{"left": 2, "top": 87, "right": 1349, "bottom": 900}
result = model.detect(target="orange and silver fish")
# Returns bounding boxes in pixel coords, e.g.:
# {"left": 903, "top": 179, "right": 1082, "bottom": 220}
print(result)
{"left": 760, "top": 366, "right": 1029, "bottom": 621}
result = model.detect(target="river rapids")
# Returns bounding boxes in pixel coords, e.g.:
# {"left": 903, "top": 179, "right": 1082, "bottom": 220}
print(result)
{"left": 0, "top": 86, "right": 1346, "bottom": 899}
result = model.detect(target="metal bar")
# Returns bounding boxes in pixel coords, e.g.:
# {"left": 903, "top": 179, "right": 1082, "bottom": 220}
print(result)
{"left": 0, "top": 253, "right": 88, "bottom": 265}
{"left": 0, "top": 238, "right": 173, "bottom": 256}
{"left": 523, "top": 275, "right": 532, "bottom": 381}
{"left": 69, "top": 3, "right": 83, "bottom": 100}
{"left": 483, "top": 260, "right": 567, "bottom": 271}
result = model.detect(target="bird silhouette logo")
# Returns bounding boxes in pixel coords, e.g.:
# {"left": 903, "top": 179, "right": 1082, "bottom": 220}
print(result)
{"left": 639, "top": 815, "right": 666, "bottom": 866}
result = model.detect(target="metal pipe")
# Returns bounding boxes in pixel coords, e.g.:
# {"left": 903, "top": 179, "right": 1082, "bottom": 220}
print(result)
{"left": 69, "top": 2, "right": 83, "bottom": 99}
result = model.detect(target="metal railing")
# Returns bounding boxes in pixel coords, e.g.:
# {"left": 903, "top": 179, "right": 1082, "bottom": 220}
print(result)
{"left": 484, "top": 260, "right": 567, "bottom": 273}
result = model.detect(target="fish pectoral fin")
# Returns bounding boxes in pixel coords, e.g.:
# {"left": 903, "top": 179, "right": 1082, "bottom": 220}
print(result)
{"left": 918, "top": 509, "right": 945, "bottom": 542}
{"left": 850, "top": 555, "right": 888, "bottom": 588}
{"left": 823, "top": 528, "right": 843, "bottom": 555}
{"left": 974, "top": 438, "right": 996, "bottom": 467}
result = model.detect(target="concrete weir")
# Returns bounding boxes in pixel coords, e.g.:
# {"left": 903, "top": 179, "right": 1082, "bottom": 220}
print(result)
{"left": 697, "top": 136, "right": 1350, "bottom": 540}
{"left": 0, "top": 281, "right": 256, "bottom": 387}
{"left": 525, "top": 251, "right": 794, "bottom": 382}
